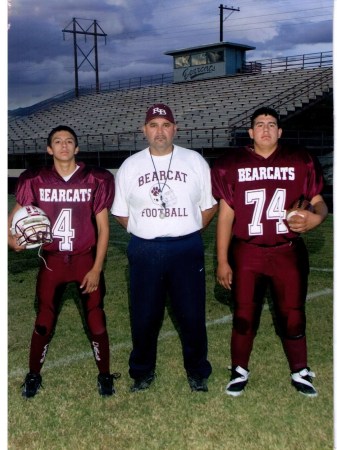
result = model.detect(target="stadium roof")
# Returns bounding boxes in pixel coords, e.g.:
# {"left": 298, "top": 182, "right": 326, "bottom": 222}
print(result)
{"left": 165, "top": 41, "right": 256, "bottom": 55}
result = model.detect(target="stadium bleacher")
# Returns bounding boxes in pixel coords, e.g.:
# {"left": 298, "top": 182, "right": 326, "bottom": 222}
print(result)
{"left": 9, "top": 66, "right": 332, "bottom": 146}
{"left": 8, "top": 52, "right": 333, "bottom": 208}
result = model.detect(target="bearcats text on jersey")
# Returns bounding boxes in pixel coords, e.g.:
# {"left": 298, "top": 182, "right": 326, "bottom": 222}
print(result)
{"left": 39, "top": 188, "right": 92, "bottom": 202}
{"left": 238, "top": 166, "right": 295, "bottom": 182}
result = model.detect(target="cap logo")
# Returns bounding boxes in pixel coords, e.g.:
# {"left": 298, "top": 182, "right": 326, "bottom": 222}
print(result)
{"left": 145, "top": 103, "right": 175, "bottom": 124}
{"left": 152, "top": 107, "right": 167, "bottom": 116}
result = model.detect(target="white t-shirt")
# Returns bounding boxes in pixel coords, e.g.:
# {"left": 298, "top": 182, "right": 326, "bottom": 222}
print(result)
{"left": 111, "top": 145, "right": 217, "bottom": 239}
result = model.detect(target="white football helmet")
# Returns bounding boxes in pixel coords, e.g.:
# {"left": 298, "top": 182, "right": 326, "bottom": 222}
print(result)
{"left": 11, "top": 205, "right": 53, "bottom": 249}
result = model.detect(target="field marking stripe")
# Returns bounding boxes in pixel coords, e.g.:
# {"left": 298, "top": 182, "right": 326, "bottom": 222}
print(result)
{"left": 204, "top": 288, "right": 333, "bottom": 326}
{"left": 8, "top": 288, "right": 333, "bottom": 379}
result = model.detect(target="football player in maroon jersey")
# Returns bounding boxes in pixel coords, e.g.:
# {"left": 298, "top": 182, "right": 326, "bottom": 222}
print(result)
{"left": 8, "top": 125, "right": 119, "bottom": 398}
{"left": 211, "top": 107, "right": 328, "bottom": 397}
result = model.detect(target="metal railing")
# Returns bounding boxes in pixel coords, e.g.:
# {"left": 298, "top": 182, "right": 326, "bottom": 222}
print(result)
{"left": 243, "top": 51, "right": 332, "bottom": 73}
{"left": 8, "top": 127, "right": 332, "bottom": 156}
{"left": 8, "top": 129, "right": 333, "bottom": 189}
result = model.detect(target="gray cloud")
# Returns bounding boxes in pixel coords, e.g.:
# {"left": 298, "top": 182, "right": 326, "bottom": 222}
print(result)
{"left": 8, "top": 0, "right": 333, "bottom": 110}
{"left": 265, "top": 20, "right": 333, "bottom": 51}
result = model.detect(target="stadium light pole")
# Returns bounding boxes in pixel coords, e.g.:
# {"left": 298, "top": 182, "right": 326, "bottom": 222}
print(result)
{"left": 62, "top": 18, "right": 107, "bottom": 97}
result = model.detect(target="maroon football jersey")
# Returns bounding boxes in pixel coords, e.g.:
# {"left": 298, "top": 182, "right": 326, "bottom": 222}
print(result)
{"left": 211, "top": 145, "right": 324, "bottom": 246}
{"left": 15, "top": 162, "right": 115, "bottom": 254}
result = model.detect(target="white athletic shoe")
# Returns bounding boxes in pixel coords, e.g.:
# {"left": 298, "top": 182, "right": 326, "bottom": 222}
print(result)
{"left": 225, "top": 365, "right": 250, "bottom": 397}
{"left": 291, "top": 367, "right": 317, "bottom": 397}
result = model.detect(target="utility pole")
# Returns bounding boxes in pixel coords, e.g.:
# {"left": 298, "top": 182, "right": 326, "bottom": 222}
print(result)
{"left": 219, "top": 4, "right": 240, "bottom": 42}
{"left": 62, "top": 18, "right": 107, "bottom": 97}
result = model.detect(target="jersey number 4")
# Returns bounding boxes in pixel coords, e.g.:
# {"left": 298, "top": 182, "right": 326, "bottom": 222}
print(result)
{"left": 246, "top": 188, "right": 288, "bottom": 235}
{"left": 52, "top": 208, "right": 75, "bottom": 251}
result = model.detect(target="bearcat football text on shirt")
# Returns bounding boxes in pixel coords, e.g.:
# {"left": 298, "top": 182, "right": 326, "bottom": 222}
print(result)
{"left": 112, "top": 145, "right": 216, "bottom": 239}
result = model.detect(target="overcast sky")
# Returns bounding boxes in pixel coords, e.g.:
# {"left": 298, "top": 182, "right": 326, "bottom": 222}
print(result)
{"left": 7, "top": 0, "right": 333, "bottom": 110}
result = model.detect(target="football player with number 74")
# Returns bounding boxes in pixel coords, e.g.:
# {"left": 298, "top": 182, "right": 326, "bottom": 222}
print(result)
{"left": 8, "top": 125, "right": 119, "bottom": 398}
{"left": 211, "top": 107, "right": 328, "bottom": 398}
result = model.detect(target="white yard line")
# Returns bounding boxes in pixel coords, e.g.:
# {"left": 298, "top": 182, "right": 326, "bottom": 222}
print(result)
{"left": 8, "top": 288, "right": 333, "bottom": 379}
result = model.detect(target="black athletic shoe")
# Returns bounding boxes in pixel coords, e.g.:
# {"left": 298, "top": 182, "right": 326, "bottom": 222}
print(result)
{"left": 21, "top": 372, "right": 42, "bottom": 398}
{"left": 97, "top": 373, "right": 121, "bottom": 397}
{"left": 187, "top": 376, "right": 208, "bottom": 392}
{"left": 130, "top": 372, "right": 156, "bottom": 392}
{"left": 225, "top": 366, "right": 249, "bottom": 397}
{"left": 291, "top": 367, "right": 317, "bottom": 397}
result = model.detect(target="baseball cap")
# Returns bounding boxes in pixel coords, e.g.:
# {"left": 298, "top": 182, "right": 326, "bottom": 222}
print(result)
{"left": 145, "top": 104, "right": 175, "bottom": 124}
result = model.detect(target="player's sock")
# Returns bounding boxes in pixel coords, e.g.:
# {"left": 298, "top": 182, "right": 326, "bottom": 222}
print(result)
{"left": 91, "top": 330, "right": 110, "bottom": 374}
{"left": 29, "top": 330, "right": 50, "bottom": 373}
{"left": 282, "top": 335, "right": 307, "bottom": 372}
{"left": 230, "top": 329, "right": 254, "bottom": 369}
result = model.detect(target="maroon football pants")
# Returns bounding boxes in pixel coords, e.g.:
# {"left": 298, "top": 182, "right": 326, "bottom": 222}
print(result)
{"left": 28, "top": 251, "right": 110, "bottom": 374}
{"left": 230, "top": 238, "right": 309, "bottom": 372}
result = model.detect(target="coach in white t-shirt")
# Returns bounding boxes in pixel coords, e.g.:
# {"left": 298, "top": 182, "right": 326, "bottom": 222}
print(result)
{"left": 112, "top": 103, "right": 217, "bottom": 393}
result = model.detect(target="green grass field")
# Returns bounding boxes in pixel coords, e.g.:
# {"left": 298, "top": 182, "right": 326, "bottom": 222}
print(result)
{"left": 8, "top": 195, "right": 333, "bottom": 450}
